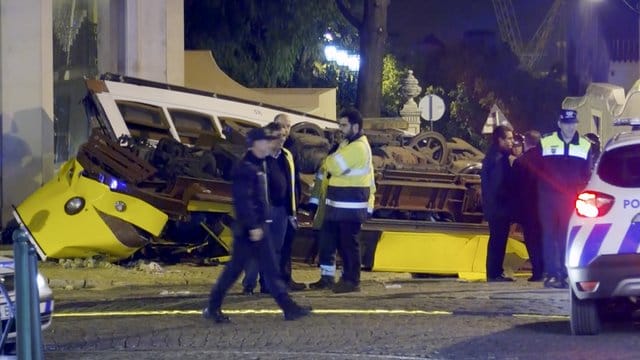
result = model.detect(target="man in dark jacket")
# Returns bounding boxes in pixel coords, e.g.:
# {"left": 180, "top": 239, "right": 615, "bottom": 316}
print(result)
{"left": 203, "top": 127, "right": 311, "bottom": 323}
{"left": 481, "top": 125, "right": 515, "bottom": 282}
{"left": 511, "top": 130, "right": 543, "bottom": 281}
{"left": 273, "top": 114, "right": 307, "bottom": 291}
{"left": 242, "top": 118, "right": 306, "bottom": 293}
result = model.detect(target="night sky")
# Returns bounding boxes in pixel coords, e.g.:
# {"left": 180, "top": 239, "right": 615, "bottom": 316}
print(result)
{"left": 389, "top": 0, "right": 556, "bottom": 45}
{"left": 387, "top": 0, "right": 638, "bottom": 68}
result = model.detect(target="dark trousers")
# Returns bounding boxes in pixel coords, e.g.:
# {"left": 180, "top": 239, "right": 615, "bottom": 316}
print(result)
{"left": 208, "top": 228, "right": 289, "bottom": 311}
{"left": 486, "top": 217, "right": 511, "bottom": 279}
{"left": 539, "top": 192, "right": 573, "bottom": 278}
{"left": 242, "top": 205, "right": 288, "bottom": 290}
{"left": 521, "top": 218, "right": 543, "bottom": 278}
{"left": 320, "top": 220, "right": 362, "bottom": 284}
{"left": 317, "top": 224, "right": 338, "bottom": 273}
{"left": 279, "top": 223, "right": 296, "bottom": 283}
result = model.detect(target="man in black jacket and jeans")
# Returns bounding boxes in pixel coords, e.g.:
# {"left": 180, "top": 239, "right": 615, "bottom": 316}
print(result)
{"left": 481, "top": 125, "right": 515, "bottom": 282}
{"left": 203, "top": 127, "right": 311, "bottom": 323}
{"left": 511, "top": 130, "right": 544, "bottom": 281}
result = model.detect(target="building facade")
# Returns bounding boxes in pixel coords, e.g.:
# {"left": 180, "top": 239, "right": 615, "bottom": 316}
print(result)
{"left": 0, "top": 0, "right": 184, "bottom": 226}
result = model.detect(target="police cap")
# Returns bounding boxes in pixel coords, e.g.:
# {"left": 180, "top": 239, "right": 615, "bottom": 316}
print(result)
{"left": 559, "top": 109, "right": 578, "bottom": 124}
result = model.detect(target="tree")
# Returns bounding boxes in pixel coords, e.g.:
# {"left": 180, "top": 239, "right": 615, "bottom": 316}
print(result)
{"left": 416, "top": 36, "right": 567, "bottom": 140}
{"left": 425, "top": 84, "right": 487, "bottom": 150}
{"left": 336, "top": 0, "right": 390, "bottom": 117}
{"left": 381, "top": 54, "right": 405, "bottom": 116}
{"left": 185, "top": 0, "right": 340, "bottom": 87}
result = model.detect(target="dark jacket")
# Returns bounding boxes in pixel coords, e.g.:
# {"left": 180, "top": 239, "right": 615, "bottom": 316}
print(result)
{"left": 231, "top": 151, "right": 270, "bottom": 237}
{"left": 284, "top": 137, "right": 302, "bottom": 210}
{"left": 481, "top": 145, "right": 512, "bottom": 221}
{"left": 268, "top": 148, "right": 301, "bottom": 216}
{"left": 511, "top": 147, "right": 542, "bottom": 224}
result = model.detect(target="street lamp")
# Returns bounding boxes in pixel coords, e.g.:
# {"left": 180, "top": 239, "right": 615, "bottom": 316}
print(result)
{"left": 324, "top": 45, "right": 338, "bottom": 62}
{"left": 323, "top": 36, "right": 360, "bottom": 72}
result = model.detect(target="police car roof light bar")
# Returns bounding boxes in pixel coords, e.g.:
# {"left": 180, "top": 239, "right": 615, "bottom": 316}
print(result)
{"left": 613, "top": 118, "right": 640, "bottom": 131}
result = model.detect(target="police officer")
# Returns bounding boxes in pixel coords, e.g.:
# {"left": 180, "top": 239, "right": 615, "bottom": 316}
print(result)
{"left": 481, "top": 125, "right": 515, "bottom": 282}
{"left": 307, "top": 108, "right": 376, "bottom": 293}
{"left": 203, "top": 127, "right": 311, "bottom": 322}
{"left": 538, "top": 109, "right": 591, "bottom": 288}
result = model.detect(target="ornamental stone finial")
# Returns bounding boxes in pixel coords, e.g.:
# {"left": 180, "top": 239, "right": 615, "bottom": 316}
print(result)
{"left": 400, "top": 70, "right": 422, "bottom": 135}
{"left": 401, "top": 70, "right": 422, "bottom": 101}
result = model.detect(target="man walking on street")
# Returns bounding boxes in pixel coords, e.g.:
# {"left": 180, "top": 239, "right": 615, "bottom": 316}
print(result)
{"left": 242, "top": 117, "right": 305, "bottom": 293}
{"left": 481, "top": 125, "right": 515, "bottom": 282}
{"left": 204, "top": 127, "right": 311, "bottom": 322}
{"left": 511, "top": 130, "right": 544, "bottom": 281}
{"left": 307, "top": 108, "right": 376, "bottom": 293}
{"left": 538, "top": 109, "right": 591, "bottom": 289}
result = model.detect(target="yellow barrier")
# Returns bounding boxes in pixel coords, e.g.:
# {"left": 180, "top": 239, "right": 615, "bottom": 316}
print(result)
{"left": 371, "top": 231, "right": 529, "bottom": 281}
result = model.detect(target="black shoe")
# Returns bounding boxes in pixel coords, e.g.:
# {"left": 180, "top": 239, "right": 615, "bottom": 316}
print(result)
{"left": 487, "top": 275, "right": 515, "bottom": 282}
{"left": 203, "top": 307, "right": 230, "bottom": 323}
{"left": 283, "top": 303, "right": 312, "bottom": 321}
{"left": 332, "top": 279, "right": 360, "bottom": 293}
{"left": 528, "top": 275, "right": 544, "bottom": 282}
{"left": 287, "top": 280, "right": 307, "bottom": 291}
{"left": 309, "top": 275, "right": 334, "bottom": 290}
{"left": 258, "top": 287, "right": 270, "bottom": 294}
{"left": 543, "top": 276, "right": 567, "bottom": 289}
{"left": 242, "top": 287, "right": 254, "bottom": 295}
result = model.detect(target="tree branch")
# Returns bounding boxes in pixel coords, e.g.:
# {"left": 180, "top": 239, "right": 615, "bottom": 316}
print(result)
{"left": 335, "top": 0, "right": 362, "bottom": 29}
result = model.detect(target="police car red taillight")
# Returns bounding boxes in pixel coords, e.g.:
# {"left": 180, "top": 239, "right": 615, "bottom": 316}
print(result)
{"left": 575, "top": 191, "right": 614, "bottom": 218}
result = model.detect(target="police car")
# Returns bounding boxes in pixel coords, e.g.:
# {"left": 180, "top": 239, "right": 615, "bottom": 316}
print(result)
{"left": 567, "top": 118, "right": 640, "bottom": 335}
{"left": 0, "top": 256, "right": 54, "bottom": 353}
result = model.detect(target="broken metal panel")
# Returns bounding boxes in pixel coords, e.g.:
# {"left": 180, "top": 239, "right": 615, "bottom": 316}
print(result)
{"left": 77, "top": 132, "right": 156, "bottom": 184}
{"left": 15, "top": 159, "right": 168, "bottom": 260}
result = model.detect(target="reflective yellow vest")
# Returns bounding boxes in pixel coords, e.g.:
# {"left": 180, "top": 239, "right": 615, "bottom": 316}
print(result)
{"left": 323, "top": 134, "right": 376, "bottom": 223}
{"left": 309, "top": 164, "right": 329, "bottom": 229}
{"left": 540, "top": 132, "right": 590, "bottom": 160}
{"left": 281, "top": 148, "right": 297, "bottom": 214}
{"left": 539, "top": 131, "right": 592, "bottom": 193}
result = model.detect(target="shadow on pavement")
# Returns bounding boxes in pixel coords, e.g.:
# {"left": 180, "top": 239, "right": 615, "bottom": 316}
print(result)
{"left": 438, "top": 319, "right": 640, "bottom": 359}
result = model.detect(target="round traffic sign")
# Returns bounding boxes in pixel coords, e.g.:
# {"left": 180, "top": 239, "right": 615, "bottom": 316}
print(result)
{"left": 418, "top": 94, "right": 446, "bottom": 121}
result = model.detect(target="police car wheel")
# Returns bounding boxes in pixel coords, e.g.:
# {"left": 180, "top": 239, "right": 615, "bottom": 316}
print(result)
{"left": 570, "top": 287, "right": 601, "bottom": 335}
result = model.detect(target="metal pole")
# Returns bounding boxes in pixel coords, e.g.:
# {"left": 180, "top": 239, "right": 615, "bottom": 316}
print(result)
{"left": 12, "top": 228, "right": 33, "bottom": 359}
{"left": 0, "top": 283, "right": 15, "bottom": 353}
{"left": 28, "top": 246, "right": 44, "bottom": 359}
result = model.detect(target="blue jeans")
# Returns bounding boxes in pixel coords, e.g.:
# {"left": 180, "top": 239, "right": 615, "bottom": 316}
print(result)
{"left": 208, "top": 224, "right": 289, "bottom": 310}
{"left": 242, "top": 205, "right": 288, "bottom": 291}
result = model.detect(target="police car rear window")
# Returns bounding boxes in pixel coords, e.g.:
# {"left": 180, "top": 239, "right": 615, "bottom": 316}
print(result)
{"left": 598, "top": 144, "right": 640, "bottom": 187}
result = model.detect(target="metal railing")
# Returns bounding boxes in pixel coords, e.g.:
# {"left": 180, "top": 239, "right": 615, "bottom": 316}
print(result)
{"left": 6, "top": 228, "right": 44, "bottom": 359}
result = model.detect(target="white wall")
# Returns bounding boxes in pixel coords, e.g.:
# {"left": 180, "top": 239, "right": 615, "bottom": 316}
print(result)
{"left": 97, "top": 0, "right": 184, "bottom": 85}
{"left": 0, "top": 0, "right": 55, "bottom": 226}
{"left": 608, "top": 61, "right": 639, "bottom": 92}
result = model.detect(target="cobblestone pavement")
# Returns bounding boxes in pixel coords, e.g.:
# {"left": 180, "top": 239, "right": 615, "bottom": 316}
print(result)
{"left": 37, "top": 263, "right": 640, "bottom": 359}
